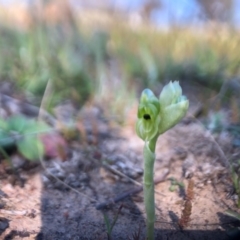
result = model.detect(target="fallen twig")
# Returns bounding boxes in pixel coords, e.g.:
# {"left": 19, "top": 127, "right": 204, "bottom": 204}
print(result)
{"left": 103, "top": 162, "right": 142, "bottom": 186}
{"left": 96, "top": 169, "right": 169, "bottom": 210}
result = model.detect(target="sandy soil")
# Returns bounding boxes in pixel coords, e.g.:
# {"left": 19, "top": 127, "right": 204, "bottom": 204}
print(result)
{"left": 1, "top": 104, "right": 240, "bottom": 240}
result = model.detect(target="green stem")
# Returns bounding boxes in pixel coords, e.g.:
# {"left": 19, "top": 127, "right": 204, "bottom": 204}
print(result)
{"left": 143, "top": 135, "right": 158, "bottom": 240}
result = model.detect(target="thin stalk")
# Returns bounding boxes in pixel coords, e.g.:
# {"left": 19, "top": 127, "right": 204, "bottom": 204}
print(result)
{"left": 136, "top": 83, "right": 189, "bottom": 239}
{"left": 236, "top": 185, "right": 240, "bottom": 208}
{"left": 231, "top": 167, "right": 240, "bottom": 208}
{"left": 143, "top": 135, "right": 158, "bottom": 240}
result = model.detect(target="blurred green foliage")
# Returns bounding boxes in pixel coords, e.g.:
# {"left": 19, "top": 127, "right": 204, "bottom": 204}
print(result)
{"left": 0, "top": 115, "right": 50, "bottom": 160}
{"left": 0, "top": 23, "right": 239, "bottom": 114}
{"left": 111, "top": 27, "right": 239, "bottom": 91}
{"left": 0, "top": 25, "right": 99, "bottom": 108}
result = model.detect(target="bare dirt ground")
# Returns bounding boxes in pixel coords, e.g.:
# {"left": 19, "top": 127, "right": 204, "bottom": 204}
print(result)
{"left": 1, "top": 99, "right": 240, "bottom": 240}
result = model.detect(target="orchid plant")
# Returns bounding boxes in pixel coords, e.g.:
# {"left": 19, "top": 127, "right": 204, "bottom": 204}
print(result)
{"left": 136, "top": 81, "right": 189, "bottom": 239}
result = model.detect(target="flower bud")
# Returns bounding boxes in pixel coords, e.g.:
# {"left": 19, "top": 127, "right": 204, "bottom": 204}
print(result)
{"left": 158, "top": 81, "right": 189, "bottom": 134}
{"left": 159, "top": 81, "right": 182, "bottom": 107}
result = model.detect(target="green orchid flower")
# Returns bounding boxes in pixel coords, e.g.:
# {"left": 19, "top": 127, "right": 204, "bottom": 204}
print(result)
{"left": 136, "top": 81, "right": 189, "bottom": 141}
{"left": 136, "top": 89, "right": 160, "bottom": 141}
{"left": 136, "top": 81, "right": 189, "bottom": 240}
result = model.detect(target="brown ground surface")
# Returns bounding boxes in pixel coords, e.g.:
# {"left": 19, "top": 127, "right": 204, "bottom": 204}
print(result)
{"left": 1, "top": 102, "right": 240, "bottom": 240}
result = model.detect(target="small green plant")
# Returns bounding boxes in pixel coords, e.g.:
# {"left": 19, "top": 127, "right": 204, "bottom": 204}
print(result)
{"left": 129, "top": 224, "right": 142, "bottom": 240}
{"left": 225, "top": 210, "right": 240, "bottom": 239}
{"left": 206, "top": 111, "right": 227, "bottom": 134}
{"left": 103, "top": 205, "right": 123, "bottom": 240}
{"left": 136, "top": 81, "right": 189, "bottom": 239}
{"left": 0, "top": 115, "right": 50, "bottom": 161}
{"left": 231, "top": 162, "right": 240, "bottom": 208}
{"left": 168, "top": 177, "right": 184, "bottom": 192}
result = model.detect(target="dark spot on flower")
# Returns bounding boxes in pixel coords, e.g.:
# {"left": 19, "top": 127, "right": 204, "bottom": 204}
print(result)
{"left": 143, "top": 114, "right": 151, "bottom": 120}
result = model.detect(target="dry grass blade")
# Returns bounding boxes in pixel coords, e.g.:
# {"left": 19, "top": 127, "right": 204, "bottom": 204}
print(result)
{"left": 186, "top": 179, "right": 194, "bottom": 201}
